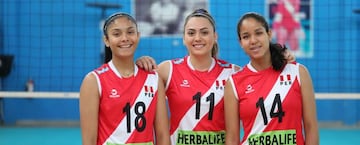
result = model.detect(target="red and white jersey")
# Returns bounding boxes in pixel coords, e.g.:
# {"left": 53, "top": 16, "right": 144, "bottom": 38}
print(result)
{"left": 229, "top": 62, "right": 304, "bottom": 145}
{"left": 93, "top": 61, "right": 158, "bottom": 145}
{"left": 166, "top": 56, "right": 236, "bottom": 145}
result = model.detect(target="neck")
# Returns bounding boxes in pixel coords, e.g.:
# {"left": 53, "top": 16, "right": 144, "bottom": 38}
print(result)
{"left": 112, "top": 57, "right": 135, "bottom": 77}
{"left": 250, "top": 54, "right": 272, "bottom": 71}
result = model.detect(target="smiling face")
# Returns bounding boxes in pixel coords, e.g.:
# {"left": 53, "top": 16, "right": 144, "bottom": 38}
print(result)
{"left": 103, "top": 16, "right": 140, "bottom": 58}
{"left": 238, "top": 17, "right": 272, "bottom": 60}
{"left": 183, "top": 17, "right": 217, "bottom": 57}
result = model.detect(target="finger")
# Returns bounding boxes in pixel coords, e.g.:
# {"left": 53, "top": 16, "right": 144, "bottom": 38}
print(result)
{"left": 148, "top": 58, "right": 158, "bottom": 70}
{"left": 136, "top": 60, "right": 145, "bottom": 69}
{"left": 144, "top": 60, "right": 152, "bottom": 71}
{"left": 142, "top": 56, "right": 157, "bottom": 70}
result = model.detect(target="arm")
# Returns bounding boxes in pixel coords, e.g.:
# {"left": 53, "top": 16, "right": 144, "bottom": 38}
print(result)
{"left": 157, "top": 60, "right": 171, "bottom": 86}
{"left": 154, "top": 77, "right": 170, "bottom": 145}
{"left": 135, "top": 56, "right": 158, "bottom": 72}
{"left": 79, "top": 73, "right": 100, "bottom": 145}
{"left": 299, "top": 65, "right": 319, "bottom": 145}
{"left": 224, "top": 78, "right": 240, "bottom": 145}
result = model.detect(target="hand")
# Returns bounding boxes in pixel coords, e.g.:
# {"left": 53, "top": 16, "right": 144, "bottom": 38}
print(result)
{"left": 136, "top": 56, "right": 158, "bottom": 71}
{"left": 285, "top": 49, "right": 296, "bottom": 62}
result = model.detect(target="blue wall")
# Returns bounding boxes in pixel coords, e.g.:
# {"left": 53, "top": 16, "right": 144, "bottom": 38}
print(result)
{"left": 1, "top": 0, "right": 359, "bottom": 125}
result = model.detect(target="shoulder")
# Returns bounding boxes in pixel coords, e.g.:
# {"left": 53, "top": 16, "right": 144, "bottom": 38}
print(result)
{"left": 171, "top": 57, "right": 185, "bottom": 64}
{"left": 159, "top": 57, "right": 186, "bottom": 68}
{"left": 215, "top": 58, "right": 233, "bottom": 68}
{"left": 298, "top": 63, "right": 310, "bottom": 76}
{"left": 158, "top": 60, "right": 172, "bottom": 71}
{"left": 284, "top": 62, "right": 310, "bottom": 81}
{"left": 83, "top": 71, "right": 97, "bottom": 82}
{"left": 93, "top": 63, "right": 110, "bottom": 75}
{"left": 80, "top": 71, "right": 98, "bottom": 92}
{"left": 157, "top": 60, "right": 172, "bottom": 83}
{"left": 231, "top": 65, "right": 248, "bottom": 79}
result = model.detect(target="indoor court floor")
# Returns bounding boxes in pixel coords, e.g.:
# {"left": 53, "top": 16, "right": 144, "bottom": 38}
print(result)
{"left": 0, "top": 126, "right": 359, "bottom": 145}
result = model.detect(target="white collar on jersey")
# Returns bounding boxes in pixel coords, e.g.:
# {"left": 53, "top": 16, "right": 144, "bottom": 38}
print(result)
{"left": 247, "top": 62, "right": 258, "bottom": 72}
{"left": 187, "top": 56, "right": 215, "bottom": 72}
{"left": 108, "top": 60, "right": 138, "bottom": 78}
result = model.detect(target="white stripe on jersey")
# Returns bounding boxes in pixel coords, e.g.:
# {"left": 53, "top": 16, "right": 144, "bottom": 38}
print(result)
{"left": 103, "top": 73, "right": 158, "bottom": 145}
{"left": 170, "top": 68, "right": 233, "bottom": 144}
{"left": 242, "top": 64, "right": 299, "bottom": 145}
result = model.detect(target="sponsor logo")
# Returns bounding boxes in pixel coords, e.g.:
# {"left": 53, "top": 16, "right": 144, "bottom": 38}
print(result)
{"left": 180, "top": 80, "right": 190, "bottom": 87}
{"left": 109, "top": 89, "right": 120, "bottom": 98}
{"left": 248, "top": 130, "right": 297, "bottom": 145}
{"left": 176, "top": 130, "right": 225, "bottom": 145}
{"left": 245, "top": 84, "right": 255, "bottom": 94}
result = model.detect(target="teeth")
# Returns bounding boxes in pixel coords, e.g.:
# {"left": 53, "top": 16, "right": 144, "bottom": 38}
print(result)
{"left": 120, "top": 44, "right": 131, "bottom": 48}
{"left": 251, "top": 47, "right": 257, "bottom": 50}
{"left": 193, "top": 44, "right": 204, "bottom": 48}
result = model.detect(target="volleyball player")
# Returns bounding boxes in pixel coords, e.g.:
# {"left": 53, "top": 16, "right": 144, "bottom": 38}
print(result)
{"left": 155, "top": 9, "right": 239, "bottom": 145}
{"left": 79, "top": 12, "right": 170, "bottom": 145}
{"left": 224, "top": 12, "right": 319, "bottom": 145}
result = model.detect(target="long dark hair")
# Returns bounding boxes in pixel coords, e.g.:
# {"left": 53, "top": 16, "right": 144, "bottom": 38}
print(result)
{"left": 236, "top": 12, "right": 287, "bottom": 71}
{"left": 102, "top": 12, "right": 138, "bottom": 63}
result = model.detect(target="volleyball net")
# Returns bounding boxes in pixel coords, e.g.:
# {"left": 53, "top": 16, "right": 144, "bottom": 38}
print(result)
{"left": 0, "top": 91, "right": 359, "bottom": 126}
{"left": 1, "top": 0, "right": 359, "bottom": 125}
{"left": 0, "top": 91, "right": 358, "bottom": 100}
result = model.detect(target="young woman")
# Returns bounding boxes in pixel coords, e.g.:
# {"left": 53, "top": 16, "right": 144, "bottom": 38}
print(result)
{"left": 143, "top": 8, "right": 239, "bottom": 145}
{"left": 224, "top": 12, "right": 319, "bottom": 145}
{"left": 79, "top": 12, "right": 170, "bottom": 145}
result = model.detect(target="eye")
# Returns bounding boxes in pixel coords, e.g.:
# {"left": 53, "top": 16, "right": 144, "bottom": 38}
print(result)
{"left": 242, "top": 35, "right": 249, "bottom": 40}
{"left": 112, "top": 32, "right": 120, "bottom": 37}
{"left": 127, "top": 28, "right": 137, "bottom": 35}
{"left": 201, "top": 31, "right": 209, "bottom": 35}
{"left": 256, "top": 31, "right": 263, "bottom": 36}
{"left": 187, "top": 31, "right": 195, "bottom": 36}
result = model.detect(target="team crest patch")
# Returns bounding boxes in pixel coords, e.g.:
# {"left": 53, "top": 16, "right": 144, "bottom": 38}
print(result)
{"left": 279, "top": 74, "right": 292, "bottom": 85}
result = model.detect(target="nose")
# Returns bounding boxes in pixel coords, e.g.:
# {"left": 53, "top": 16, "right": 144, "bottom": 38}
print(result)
{"left": 249, "top": 35, "right": 257, "bottom": 45}
{"left": 120, "top": 33, "right": 129, "bottom": 42}
{"left": 194, "top": 33, "right": 201, "bottom": 42}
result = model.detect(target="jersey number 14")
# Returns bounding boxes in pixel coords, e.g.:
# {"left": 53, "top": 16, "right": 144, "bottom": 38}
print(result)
{"left": 256, "top": 93, "right": 285, "bottom": 125}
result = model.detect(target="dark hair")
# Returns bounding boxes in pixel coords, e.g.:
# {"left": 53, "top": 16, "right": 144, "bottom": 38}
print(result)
{"left": 103, "top": 12, "right": 137, "bottom": 63}
{"left": 183, "top": 8, "right": 218, "bottom": 58}
{"left": 236, "top": 12, "right": 287, "bottom": 71}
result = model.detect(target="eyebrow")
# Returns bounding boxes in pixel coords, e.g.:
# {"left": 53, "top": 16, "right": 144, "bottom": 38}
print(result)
{"left": 109, "top": 26, "right": 136, "bottom": 31}
{"left": 254, "top": 28, "right": 264, "bottom": 32}
{"left": 241, "top": 27, "right": 264, "bottom": 35}
{"left": 186, "top": 27, "right": 210, "bottom": 31}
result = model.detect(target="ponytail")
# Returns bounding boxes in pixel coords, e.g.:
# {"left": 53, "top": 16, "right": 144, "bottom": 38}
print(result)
{"left": 270, "top": 43, "right": 287, "bottom": 71}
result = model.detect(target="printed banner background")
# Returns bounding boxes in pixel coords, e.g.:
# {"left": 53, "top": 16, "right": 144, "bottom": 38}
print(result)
{"left": 266, "top": 0, "right": 313, "bottom": 58}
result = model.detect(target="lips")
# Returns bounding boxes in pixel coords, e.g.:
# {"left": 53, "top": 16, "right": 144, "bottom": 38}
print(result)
{"left": 250, "top": 46, "right": 261, "bottom": 52}
{"left": 193, "top": 44, "right": 205, "bottom": 48}
{"left": 119, "top": 44, "right": 132, "bottom": 48}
